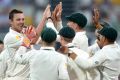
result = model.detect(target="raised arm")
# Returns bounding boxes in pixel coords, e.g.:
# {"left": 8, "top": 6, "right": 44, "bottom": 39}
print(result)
{"left": 52, "top": 2, "right": 63, "bottom": 31}
{"left": 23, "top": 5, "right": 52, "bottom": 44}
{"left": 92, "top": 8, "right": 103, "bottom": 30}
{"left": 36, "top": 5, "right": 51, "bottom": 35}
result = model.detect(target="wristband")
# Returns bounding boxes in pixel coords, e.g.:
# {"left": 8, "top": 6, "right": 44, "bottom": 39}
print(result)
{"left": 47, "top": 17, "right": 52, "bottom": 21}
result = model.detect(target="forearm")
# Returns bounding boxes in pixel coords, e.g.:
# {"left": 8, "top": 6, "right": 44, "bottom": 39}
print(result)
{"left": 36, "top": 4, "right": 51, "bottom": 35}
{"left": 74, "top": 56, "right": 95, "bottom": 69}
{"left": 46, "top": 21, "right": 59, "bottom": 34}
{"left": 56, "top": 21, "right": 63, "bottom": 31}
{"left": 69, "top": 52, "right": 99, "bottom": 69}
{"left": 36, "top": 16, "right": 47, "bottom": 35}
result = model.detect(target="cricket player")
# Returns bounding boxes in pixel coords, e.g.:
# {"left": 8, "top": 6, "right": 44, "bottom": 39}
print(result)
{"left": 15, "top": 28, "right": 70, "bottom": 80}
{"left": 67, "top": 27, "right": 120, "bottom": 80}
{"left": 0, "top": 5, "right": 51, "bottom": 80}
{"left": 58, "top": 27, "right": 89, "bottom": 80}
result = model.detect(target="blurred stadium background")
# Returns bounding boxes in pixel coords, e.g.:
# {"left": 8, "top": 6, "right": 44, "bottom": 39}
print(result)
{"left": 0, "top": 0, "right": 120, "bottom": 45}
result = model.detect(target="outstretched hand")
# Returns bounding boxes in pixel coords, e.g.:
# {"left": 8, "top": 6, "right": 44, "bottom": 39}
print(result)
{"left": 92, "top": 8, "right": 101, "bottom": 29}
{"left": 43, "top": 4, "right": 51, "bottom": 20}
{"left": 23, "top": 25, "right": 39, "bottom": 44}
{"left": 51, "top": 2, "right": 62, "bottom": 30}
{"left": 52, "top": 2, "right": 62, "bottom": 21}
{"left": 35, "top": 4, "right": 51, "bottom": 36}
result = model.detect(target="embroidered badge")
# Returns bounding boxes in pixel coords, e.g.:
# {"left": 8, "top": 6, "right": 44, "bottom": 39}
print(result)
{"left": 15, "top": 35, "right": 21, "bottom": 40}
{"left": 20, "top": 55, "right": 23, "bottom": 58}
{"left": 95, "top": 61, "right": 99, "bottom": 64}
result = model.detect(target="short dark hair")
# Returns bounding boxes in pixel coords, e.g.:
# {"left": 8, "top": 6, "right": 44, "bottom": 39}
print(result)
{"left": 41, "top": 28, "right": 57, "bottom": 43}
{"left": 0, "top": 40, "right": 3, "bottom": 44}
{"left": 9, "top": 9, "right": 23, "bottom": 20}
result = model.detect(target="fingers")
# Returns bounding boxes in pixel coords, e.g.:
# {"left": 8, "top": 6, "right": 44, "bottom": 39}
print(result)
{"left": 28, "top": 26, "right": 33, "bottom": 34}
{"left": 92, "top": 7, "right": 100, "bottom": 25}
{"left": 53, "top": 4, "right": 59, "bottom": 19}
{"left": 43, "top": 4, "right": 51, "bottom": 18}
{"left": 93, "top": 8, "right": 99, "bottom": 18}
{"left": 29, "top": 25, "right": 37, "bottom": 37}
{"left": 57, "top": 2, "right": 62, "bottom": 16}
{"left": 24, "top": 25, "right": 36, "bottom": 36}
{"left": 31, "top": 27, "right": 37, "bottom": 36}
{"left": 52, "top": 2, "right": 62, "bottom": 22}
{"left": 45, "top": 4, "right": 51, "bottom": 11}
{"left": 59, "top": 2, "right": 62, "bottom": 11}
{"left": 57, "top": 9, "right": 62, "bottom": 16}
{"left": 25, "top": 25, "right": 33, "bottom": 34}
{"left": 56, "top": 2, "right": 62, "bottom": 13}
{"left": 22, "top": 27, "right": 27, "bottom": 34}
{"left": 54, "top": 4, "right": 59, "bottom": 12}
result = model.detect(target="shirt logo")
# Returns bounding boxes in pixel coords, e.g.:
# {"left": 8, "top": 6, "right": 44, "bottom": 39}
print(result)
{"left": 95, "top": 61, "right": 99, "bottom": 64}
{"left": 15, "top": 35, "right": 21, "bottom": 40}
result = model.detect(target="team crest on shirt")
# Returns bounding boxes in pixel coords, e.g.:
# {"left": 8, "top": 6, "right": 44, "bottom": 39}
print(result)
{"left": 95, "top": 61, "right": 99, "bottom": 64}
{"left": 15, "top": 35, "right": 21, "bottom": 40}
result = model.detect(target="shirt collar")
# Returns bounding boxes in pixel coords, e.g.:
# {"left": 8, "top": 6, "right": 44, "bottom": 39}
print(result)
{"left": 76, "top": 31, "right": 86, "bottom": 35}
{"left": 103, "top": 43, "right": 120, "bottom": 49}
{"left": 40, "top": 47, "right": 55, "bottom": 51}
{"left": 9, "top": 27, "right": 22, "bottom": 35}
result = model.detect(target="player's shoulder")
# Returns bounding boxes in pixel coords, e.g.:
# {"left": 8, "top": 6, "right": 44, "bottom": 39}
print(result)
{"left": 4, "top": 32, "right": 23, "bottom": 45}
{"left": 54, "top": 51, "right": 64, "bottom": 57}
